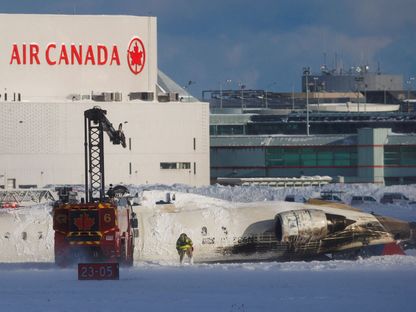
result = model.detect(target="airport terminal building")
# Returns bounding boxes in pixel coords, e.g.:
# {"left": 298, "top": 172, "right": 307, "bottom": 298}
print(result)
{"left": 211, "top": 128, "right": 416, "bottom": 185}
{"left": 0, "top": 14, "right": 210, "bottom": 189}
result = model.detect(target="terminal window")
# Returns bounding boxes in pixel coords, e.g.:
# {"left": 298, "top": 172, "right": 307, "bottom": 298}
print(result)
{"left": 266, "top": 147, "right": 357, "bottom": 167}
{"left": 160, "top": 162, "right": 191, "bottom": 170}
{"left": 384, "top": 146, "right": 416, "bottom": 166}
{"left": 212, "top": 125, "right": 245, "bottom": 135}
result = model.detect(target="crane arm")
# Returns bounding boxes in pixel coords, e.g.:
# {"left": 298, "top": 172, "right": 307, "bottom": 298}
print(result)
{"left": 84, "top": 107, "right": 126, "bottom": 148}
{"left": 84, "top": 106, "right": 127, "bottom": 202}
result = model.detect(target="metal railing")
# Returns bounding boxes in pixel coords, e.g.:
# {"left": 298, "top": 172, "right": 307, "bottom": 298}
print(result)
{"left": 0, "top": 189, "right": 56, "bottom": 205}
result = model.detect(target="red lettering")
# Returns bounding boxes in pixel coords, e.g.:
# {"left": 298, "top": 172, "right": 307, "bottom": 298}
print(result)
{"left": 97, "top": 45, "right": 108, "bottom": 65}
{"left": 10, "top": 42, "right": 123, "bottom": 67}
{"left": 71, "top": 44, "right": 82, "bottom": 65}
{"left": 84, "top": 46, "right": 95, "bottom": 65}
{"left": 110, "top": 46, "right": 120, "bottom": 65}
{"left": 58, "top": 45, "right": 69, "bottom": 65}
{"left": 22, "top": 44, "right": 27, "bottom": 64}
{"left": 46, "top": 43, "right": 57, "bottom": 65}
{"left": 29, "top": 44, "right": 40, "bottom": 64}
{"left": 10, "top": 44, "right": 21, "bottom": 64}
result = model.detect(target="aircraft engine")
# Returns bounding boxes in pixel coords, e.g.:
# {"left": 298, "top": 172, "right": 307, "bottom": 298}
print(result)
{"left": 275, "top": 209, "right": 352, "bottom": 245}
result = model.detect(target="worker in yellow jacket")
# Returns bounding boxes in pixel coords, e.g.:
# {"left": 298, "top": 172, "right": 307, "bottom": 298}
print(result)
{"left": 176, "top": 233, "right": 194, "bottom": 264}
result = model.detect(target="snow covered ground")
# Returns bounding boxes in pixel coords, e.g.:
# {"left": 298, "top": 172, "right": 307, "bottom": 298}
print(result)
{"left": 1, "top": 257, "right": 416, "bottom": 312}
{"left": 1, "top": 183, "right": 416, "bottom": 311}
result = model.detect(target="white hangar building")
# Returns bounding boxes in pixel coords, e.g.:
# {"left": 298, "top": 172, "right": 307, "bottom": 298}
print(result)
{"left": 0, "top": 14, "right": 210, "bottom": 189}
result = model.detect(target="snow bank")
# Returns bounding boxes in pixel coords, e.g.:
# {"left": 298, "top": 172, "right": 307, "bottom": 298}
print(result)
{"left": 0, "top": 204, "right": 54, "bottom": 262}
{"left": 129, "top": 182, "right": 416, "bottom": 204}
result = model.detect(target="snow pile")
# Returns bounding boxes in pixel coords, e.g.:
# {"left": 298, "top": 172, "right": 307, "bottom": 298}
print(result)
{"left": 138, "top": 190, "right": 238, "bottom": 262}
{"left": 131, "top": 182, "right": 416, "bottom": 220}
{"left": 0, "top": 204, "right": 54, "bottom": 262}
{"left": 129, "top": 182, "right": 416, "bottom": 205}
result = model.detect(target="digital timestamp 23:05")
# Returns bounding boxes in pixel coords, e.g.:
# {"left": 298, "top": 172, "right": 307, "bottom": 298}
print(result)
{"left": 78, "top": 263, "right": 119, "bottom": 280}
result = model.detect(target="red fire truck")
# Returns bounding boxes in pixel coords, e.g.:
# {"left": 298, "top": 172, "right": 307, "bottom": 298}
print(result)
{"left": 52, "top": 107, "right": 138, "bottom": 266}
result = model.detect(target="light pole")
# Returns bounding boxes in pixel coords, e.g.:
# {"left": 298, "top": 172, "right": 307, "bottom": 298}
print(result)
{"left": 265, "top": 82, "right": 277, "bottom": 109}
{"left": 291, "top": 84, "right": 295, "bottom": 111}
{"left": 406, "top": 77, "right": 415, "bottom": 112}
{"left": 354, "top": 76, "right": 363, "bottom": 112}
{"left": 364, "top": 83, "right": 367, "bottom": 112}
{"left": 183, "top": 80, "right": 195, "bottom": 102}
{"left": 313, "top": 77, "right": 319, "bottom": 113}
{"left": 303, "top": 67, "right": 310, "bottom": 136}
{"left": 220, "top": 79, "right": 232, "bottom": 109}
{"left": 238, "top": 82, "right": 246, "bottom": 109}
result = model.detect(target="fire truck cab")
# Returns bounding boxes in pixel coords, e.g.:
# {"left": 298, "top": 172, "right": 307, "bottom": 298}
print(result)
{"left": 53, "top": 186, "right": 138, "bottom": 266}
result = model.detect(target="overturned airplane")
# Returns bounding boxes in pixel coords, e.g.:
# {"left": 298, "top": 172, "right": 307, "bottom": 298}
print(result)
{"left": 0, "top": 190, "right": 415, "bottom": 263}
{"left": 136, "top": 191, "right": 416, "bottom": 262}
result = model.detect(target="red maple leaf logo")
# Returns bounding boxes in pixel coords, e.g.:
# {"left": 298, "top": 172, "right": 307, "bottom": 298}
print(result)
{"left": 129, "top": 43, "right": 143, "bottom": 66}
{"left": 74, "top": 213, "right": 95, "bottom": 231}
{"left": 127, "top": 37, "right": 146, "bottom": 75}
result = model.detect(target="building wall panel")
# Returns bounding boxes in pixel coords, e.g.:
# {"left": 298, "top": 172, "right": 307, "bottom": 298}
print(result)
{"left": 0, "top": 101, "right": 210, "bottom": 187}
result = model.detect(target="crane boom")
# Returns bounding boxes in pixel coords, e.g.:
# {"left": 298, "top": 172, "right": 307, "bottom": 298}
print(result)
{"left": 84, "top": 106, "right": 126, "bottom": 202}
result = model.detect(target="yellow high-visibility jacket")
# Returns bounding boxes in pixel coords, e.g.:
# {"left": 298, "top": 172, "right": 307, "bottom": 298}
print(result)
{"left": 176, "top": 235, "right": 193, "bottom": 251}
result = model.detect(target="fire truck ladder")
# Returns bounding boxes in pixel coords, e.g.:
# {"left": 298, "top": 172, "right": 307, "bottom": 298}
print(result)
{"left": 84, "top": 107, "right": 126, "bottom": 203}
